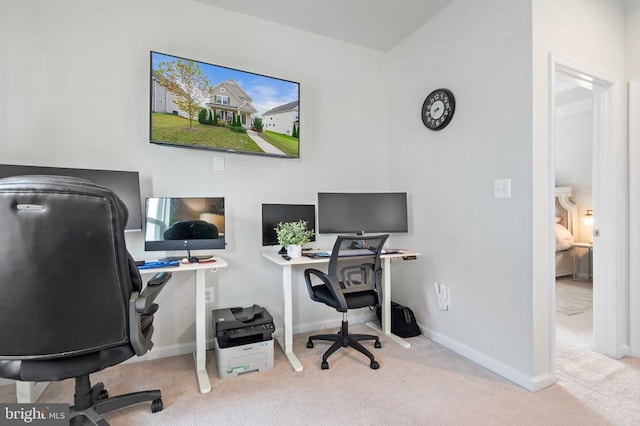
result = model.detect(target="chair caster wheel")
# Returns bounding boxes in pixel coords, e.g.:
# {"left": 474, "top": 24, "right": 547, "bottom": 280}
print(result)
{"left": 151, "top": 398, "right": 163, "bottom": 413}
{"left": 370, "top": 360, "right": 379, "bottom": 369}
{"left": 374, "top": 341, "right": 382, "bottom": 349}
{"left": 307, "top": 341, "right": 314, "bottom": 348}
{"left": 321, "top": 361, "right": 329, "bottom": 369}
{"left": 98, "top": 389, "right": 109, "bottom": 400}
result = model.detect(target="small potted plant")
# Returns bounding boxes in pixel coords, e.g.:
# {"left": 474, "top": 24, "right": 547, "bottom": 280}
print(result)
{"left": 275, "top": 220, "right": 314, "bottom": 259}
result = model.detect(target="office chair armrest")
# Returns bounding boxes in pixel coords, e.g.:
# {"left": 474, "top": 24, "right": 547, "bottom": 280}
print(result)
{"left": 129, "top": 272, "right": 172, "bottom": 356}
{"left": 304, "top": 268, "right": 348, "bottom": 311}
{"left": 135, "top": 272, "right": 172, "bottom": 313}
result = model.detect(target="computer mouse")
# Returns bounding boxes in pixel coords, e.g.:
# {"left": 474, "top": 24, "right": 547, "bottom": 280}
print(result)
{"left": 188, "top": 256, "right": 200, "bottom": 263}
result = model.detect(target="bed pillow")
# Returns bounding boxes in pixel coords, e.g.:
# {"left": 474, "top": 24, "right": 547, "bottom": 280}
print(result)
{"left": 555, "top": 223, "right": 574, "bottom": 251}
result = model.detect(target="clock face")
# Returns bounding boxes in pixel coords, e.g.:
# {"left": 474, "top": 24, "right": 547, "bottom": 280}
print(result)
{"left": 422, "top": 89, "right": 455, "bottom": 131}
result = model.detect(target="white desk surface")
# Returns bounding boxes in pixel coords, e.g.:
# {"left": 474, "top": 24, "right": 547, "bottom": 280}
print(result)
{"left": 261, "top": 249, "right": 419, "bottom": 265}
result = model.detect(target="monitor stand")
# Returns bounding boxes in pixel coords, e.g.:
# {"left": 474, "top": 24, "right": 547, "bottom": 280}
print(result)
{"left": 159, "top": 250, "right": 212, "bottom": 262}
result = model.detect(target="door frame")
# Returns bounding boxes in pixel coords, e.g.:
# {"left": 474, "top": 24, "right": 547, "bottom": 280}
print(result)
{"left": 630, "top": 80, "right": 640, "bottom": 356}
{"left": 549, "top": 53, "right": 625, "bottom": 360}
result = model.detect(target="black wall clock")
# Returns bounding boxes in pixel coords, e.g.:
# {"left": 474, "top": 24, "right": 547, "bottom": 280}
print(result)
{"left": 421, "top": 88, "right": 455, "bottom": 131}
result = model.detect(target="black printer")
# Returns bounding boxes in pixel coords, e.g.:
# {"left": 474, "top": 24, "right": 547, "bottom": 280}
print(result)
{"left": 213, "top": 305, "right": 275, "bottom": 348}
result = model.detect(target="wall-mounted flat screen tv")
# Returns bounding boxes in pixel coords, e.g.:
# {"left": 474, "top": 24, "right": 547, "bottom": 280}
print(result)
{"left": 0, "top": 163, "right": 142, "bottom": 232}
{"left": 144, "top": 197, "right": 226, "bottom": 259}
{"left": 150, "top": 51, "right": 300, "bottom": 159}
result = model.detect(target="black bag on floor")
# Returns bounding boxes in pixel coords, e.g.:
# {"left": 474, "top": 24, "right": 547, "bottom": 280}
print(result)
{"left": 376, "top": 302, "right": 421, "bottom": 338}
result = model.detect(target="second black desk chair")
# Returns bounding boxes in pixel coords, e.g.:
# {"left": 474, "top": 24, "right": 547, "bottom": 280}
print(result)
{"left": 303, "top": 234, "right": 389, "bottom": 369}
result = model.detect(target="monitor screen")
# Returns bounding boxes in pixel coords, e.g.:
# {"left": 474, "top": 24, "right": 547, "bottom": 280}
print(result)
{"left": 317, "top": 192, "right": 408, "bottom": 235}
{"left": 0, "top": 163, "right": 142, "bottom": 231}
{"left": 150, "top": 51, "right": 300, "bottom": 159}
{"left": 144, "top": 197, "right": 226, "bottom": 253}
{"left": 261, "top": 204, "right": 316, "bottom": 246}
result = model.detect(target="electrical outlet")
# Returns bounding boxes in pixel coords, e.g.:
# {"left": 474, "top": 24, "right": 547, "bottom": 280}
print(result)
{"left": 204, "top": 287, "right": 213, "bottom": 304}
{"left": 434, "top": 282, "right": 449, "bottom": 311}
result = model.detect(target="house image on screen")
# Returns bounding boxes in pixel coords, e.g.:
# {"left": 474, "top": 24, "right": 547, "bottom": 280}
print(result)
{"left": 151, "top": 74, "right": 189, "bottom": 119}
{"left": 205, "top": 79, "right": 257, "bottom": 128}
{"left": 262, "top": 100, "right": 299, "bottom": 136}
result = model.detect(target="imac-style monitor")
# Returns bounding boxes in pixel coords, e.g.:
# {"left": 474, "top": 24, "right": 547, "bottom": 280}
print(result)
{"left": 145, "top": 197, "right": 225, "bottom": 258}
{"left": 317, "top": 192, "right": 408, "bottom": 235}
{"left": 261, "top": 203, "right": 316, "bottom": 246}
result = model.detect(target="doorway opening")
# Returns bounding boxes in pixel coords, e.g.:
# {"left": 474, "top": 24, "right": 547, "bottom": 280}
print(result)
{"left": 553, "top": 76, "right": 593, "bottom": 351}
{"left": 549, "top": 54, "right": 623, "bottom": 364}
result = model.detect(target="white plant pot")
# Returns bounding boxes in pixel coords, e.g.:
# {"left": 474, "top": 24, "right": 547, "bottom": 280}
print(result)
{"left": 287, "top": 244, "right": 302, "bottom": 259}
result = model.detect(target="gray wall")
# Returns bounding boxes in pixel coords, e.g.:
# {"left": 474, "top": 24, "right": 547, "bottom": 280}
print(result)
{"left": 386, "top": 0, "right": 535, "bottom": 381}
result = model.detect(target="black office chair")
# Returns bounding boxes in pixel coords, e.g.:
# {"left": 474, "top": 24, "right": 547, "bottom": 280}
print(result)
{"left": 0, "top": 175, "right": 172, "bottom": 425}
{"left": 304, "top": 234, "right": 389, "bottom": 370}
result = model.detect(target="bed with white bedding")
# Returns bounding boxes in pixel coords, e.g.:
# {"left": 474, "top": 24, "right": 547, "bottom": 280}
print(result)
{"left": 555, "top": 187, "right": 577, "bottom": 277}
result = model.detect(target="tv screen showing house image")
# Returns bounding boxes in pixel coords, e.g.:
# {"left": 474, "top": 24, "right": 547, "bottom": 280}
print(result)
{"left": 150, "top": 51, "right": 300, "bottom": 159}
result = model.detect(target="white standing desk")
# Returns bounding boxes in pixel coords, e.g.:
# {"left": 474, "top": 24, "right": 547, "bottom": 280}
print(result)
{"left": 262, "top": 250, "right": 419, "bottom": 372}
{"left": 138, "top": 257, "right": 228, "bottom": 394}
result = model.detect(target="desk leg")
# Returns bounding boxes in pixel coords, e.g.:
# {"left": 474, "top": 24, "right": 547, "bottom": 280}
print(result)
{"left": 16, "top": 381, "right": 48, "bottom": 403}
{"left": 276, "top": 265, "right": 304, "bottom": 372}
{"left": 366, "top": 258, "right": 411, "bottom": 348}
{"left": 194, "top": 268, "right": 211, "bottom": 393}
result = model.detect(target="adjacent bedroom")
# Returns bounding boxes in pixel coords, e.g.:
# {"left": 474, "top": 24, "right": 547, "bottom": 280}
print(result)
{"left": 554, "top": 79, "right": 594, "bottom": 352}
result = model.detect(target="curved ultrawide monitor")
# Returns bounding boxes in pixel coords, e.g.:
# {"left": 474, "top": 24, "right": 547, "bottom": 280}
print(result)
{"left": 144, "top": 197, "right": 225, "bottom": 252}
{"left": 318, "top": 192, "right": 408, "bottom": 235}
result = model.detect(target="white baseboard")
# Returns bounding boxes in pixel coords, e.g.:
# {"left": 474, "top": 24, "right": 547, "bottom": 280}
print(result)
{"left": 421, "top": 325, "right": 555, "bottom": 392}
{"left": 123, "top": 339, "right": 220, "bottom": 365}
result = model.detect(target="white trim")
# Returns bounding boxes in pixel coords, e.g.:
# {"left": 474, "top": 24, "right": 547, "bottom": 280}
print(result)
{"left": 630, "top": 80, "right": 640, "bottom": 356}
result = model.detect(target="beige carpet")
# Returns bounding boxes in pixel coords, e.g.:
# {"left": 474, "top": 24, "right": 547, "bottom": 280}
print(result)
{"left": 556, "top": 340, "right": 640, "bottom": 425}
{"left": 1, "top": 325, "right": 639, "bottom": 425}
{"left": 556, "top": 278, "right": 593, "bottom": 316}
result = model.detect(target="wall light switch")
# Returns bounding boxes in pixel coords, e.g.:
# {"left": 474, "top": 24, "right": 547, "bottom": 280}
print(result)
{"left": 494, "top": 178, "right": 511, "bottom": 199}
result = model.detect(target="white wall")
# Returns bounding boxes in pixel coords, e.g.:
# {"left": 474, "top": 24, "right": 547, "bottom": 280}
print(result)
{"left": 0, "top": 0, "right": 391, "bottom": 356}
{"left": 386, "top": 0, "right": 537, "bottom": 388}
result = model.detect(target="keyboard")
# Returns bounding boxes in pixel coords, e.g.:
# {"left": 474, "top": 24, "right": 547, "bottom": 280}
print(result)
{"left": 304, "top": 249, "right": 400, "bottom": 258}
{"left": 137, "top": 260, "right": 180, "bottom": 269}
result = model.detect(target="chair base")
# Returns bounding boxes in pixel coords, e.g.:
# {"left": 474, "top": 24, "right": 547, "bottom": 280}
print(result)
{"left": 69, "top": 375, "right": 162, "bottom": 426}
{"left": 306, "top": 319, "right": 381, "bottom": 370}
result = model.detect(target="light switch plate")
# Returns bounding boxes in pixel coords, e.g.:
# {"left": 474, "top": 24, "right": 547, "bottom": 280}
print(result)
{"left": 494, "top": 178, "right": 511, "bottom": 199}
{"left": 213, "top": 156, "right": 225, "bottom": 172}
